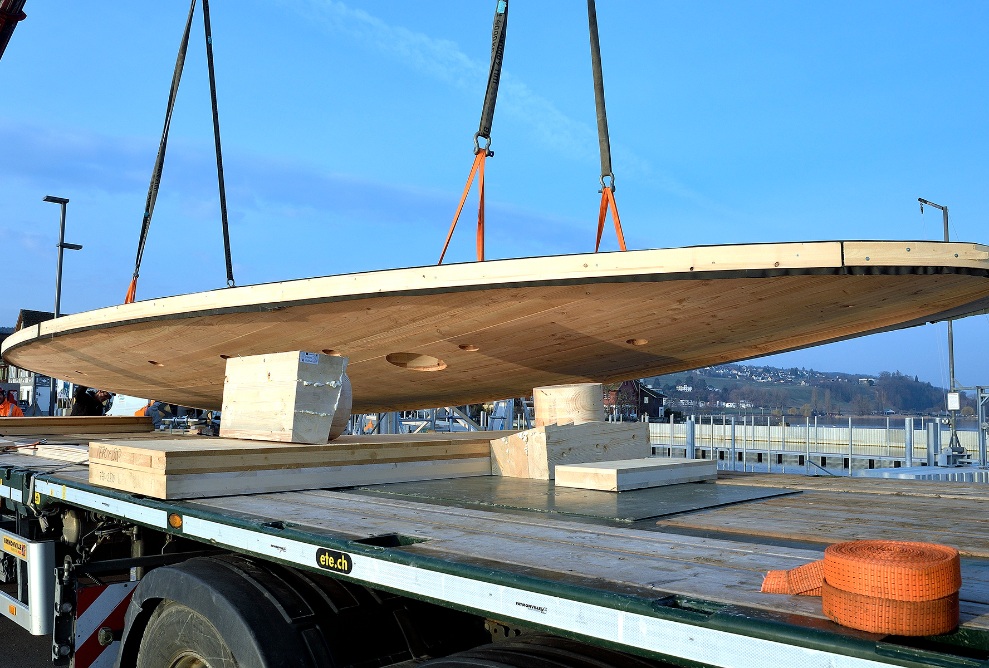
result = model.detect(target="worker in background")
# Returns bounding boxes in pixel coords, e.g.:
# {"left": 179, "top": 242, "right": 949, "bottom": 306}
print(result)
{"left": 95, "top": 390, "right": 114, "bottom": 414}
{"left": 135, "top": 400, "right": 167, "bottom": 428}
{"left": 69, "top": 386, "right": 104, "bottom": 416}
{"left": 0, "top": 391, "right": 24, "bottom": 417}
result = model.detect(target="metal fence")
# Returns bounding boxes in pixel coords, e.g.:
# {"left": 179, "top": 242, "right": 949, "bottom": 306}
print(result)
{"left": 649, "top": 415, "right": 984, "bottom": 472}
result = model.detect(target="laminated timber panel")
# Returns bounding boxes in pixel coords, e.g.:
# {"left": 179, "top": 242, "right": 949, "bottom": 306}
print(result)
{"left": 88, "top": 432, "right": 504, "bottom": 499}
{"left": 554, "top": 457, "right": 717, "bottom": 492}
{"left": 88, "top": 458, "right": 491, "bottom": 500}
{"left": 4, "top": 241, "right": 989, "bottom": 413}
{"left": 0, "top": 416, "right": 153, "bottom": 436}
{"left": 490, "top": 422, "right": 650, "bottom": 480}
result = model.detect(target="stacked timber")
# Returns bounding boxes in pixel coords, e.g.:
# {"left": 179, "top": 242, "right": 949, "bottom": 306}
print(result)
{"left": 0, "top": 416, "right": 153, "bottom": 436}
{"left": 496, "top": 384, "right": 716, "bottom": 489}
{"left": 88, "top": 432, "right": 499, "bottom": 500}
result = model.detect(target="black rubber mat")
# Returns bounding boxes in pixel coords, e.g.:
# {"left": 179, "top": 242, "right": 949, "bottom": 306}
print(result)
{"left": 350, "top": 476, "right": 797, "bottom": 522}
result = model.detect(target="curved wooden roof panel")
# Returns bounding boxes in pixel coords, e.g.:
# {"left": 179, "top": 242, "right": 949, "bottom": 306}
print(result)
{"left": 3, "top": 241, "right": 988, "bottom": 412}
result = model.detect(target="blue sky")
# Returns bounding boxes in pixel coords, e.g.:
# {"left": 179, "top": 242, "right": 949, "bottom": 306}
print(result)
{"left": 1, "top": 1, "right": 987, "bottom": 391}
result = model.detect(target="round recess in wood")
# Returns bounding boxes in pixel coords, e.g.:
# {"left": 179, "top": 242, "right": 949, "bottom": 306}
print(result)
{"left": 626, "top": 338, "right": 649, "bottom": 346}
{"left": 321, "top": 349, "right": 343, "bottom": 356}
{"left": 219, "top": 354, "right": 231, "bottom": 359}
{"left": 458, "top": 344, "right": 480, "bottom": 352}
{"left": 386, "top": 352, "right": 447, "bottom": 372}
{"left": 148, "top": 360, "right": 165, "bottom": 367}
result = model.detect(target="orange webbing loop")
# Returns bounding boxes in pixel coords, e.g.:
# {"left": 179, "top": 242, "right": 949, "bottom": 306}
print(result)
{"left": 822, "top": 582, "right": 959, "bottom": 637}
{"left": 761, "top": 540, "right": 962, "bottom": 636}
{"left": 593, "top": 186, "right": 626, "bottom": 253}
{"left": 823, "top": 540, "right": 961, "bottom": 602}
{"left": 438, "top": 150, "right": 488, "bottom": 265}
{"left": 124, "top": 276, "right": 138, "bottom": 304}
{"left": 761, "top": 560, "right": 823, "bottom": 596}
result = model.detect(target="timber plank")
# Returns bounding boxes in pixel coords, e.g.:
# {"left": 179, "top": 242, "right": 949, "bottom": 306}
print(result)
{"left": 192, "top": 488, "right": 989, "bottom": 630}
{"left": 89, "top": 433, "right": 503, "bottom": 473}
{"left": 4, "top": 242, "right": 988, "bottom": 413}
{"left": 657, "top": 488, "right": 989, "bottom": 557}
{"left": 716, "top": 471, "right": 989, "bottom": 500}
{"left": 89, "top": 457, "right": 491, "bottom": 499}
{"left": 0, "top": 416, "right": 153, "bottom": 435}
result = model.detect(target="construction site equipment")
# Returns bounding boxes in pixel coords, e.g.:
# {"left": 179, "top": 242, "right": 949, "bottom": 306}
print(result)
{"left": 0, "top": 0, "right": 26, "bottom": 61}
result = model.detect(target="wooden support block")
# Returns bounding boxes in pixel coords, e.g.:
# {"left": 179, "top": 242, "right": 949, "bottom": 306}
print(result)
{"left": 219, "top": 351, "right": 350, "bottom": 444}
{"left": 490, "top": 421, "right": 649, "bottom": 480}
{"left": 0, "top": 416, "right": 153, "bottom": 436}
{"left": 533, "top": 383, "right": 604, "bottom": 427}
{"left": 554, "top": 457, "right": 717, "bottom": 492}
{"left": 88, "top": 431, "right": 503, "bottom": 499}
{"left": 89, "top": 458, "right": 491, "bottom": 500}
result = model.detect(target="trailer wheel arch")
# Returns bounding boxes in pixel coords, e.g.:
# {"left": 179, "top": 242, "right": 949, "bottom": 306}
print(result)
{"left": 118, "top": 556, "right": 320, "bottom": 668}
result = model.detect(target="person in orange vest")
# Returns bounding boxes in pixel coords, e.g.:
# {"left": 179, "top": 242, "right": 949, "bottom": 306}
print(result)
{"left": 135, "top": 400, "right": 166, "bottom": 428}
{"left": 0, "top": 391, "right": 24, "bottom": 417}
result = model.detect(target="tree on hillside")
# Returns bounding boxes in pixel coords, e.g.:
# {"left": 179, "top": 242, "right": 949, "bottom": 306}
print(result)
{"left": 851, "top": 394, "right": 873, "bottom": 415}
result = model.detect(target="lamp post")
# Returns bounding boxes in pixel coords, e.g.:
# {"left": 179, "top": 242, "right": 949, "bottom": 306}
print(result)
{"left": 43, "top": 195, "right": 82, "bottom": 416}
{"left": 919, "top": 197, "right": 961, "bottom": 458}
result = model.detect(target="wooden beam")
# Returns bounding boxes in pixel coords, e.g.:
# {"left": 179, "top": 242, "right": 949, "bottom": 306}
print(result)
{"left": 0, "top": 416, "right": 153, "bottom": 436}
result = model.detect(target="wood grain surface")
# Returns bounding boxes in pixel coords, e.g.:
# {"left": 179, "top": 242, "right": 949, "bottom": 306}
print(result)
{"left": 3, "top": 242, "right": 988, "bottom": 412}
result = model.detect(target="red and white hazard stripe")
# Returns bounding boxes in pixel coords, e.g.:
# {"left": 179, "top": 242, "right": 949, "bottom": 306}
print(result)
{"left": 73, "top": 582, "right": 135, "bottom": 668}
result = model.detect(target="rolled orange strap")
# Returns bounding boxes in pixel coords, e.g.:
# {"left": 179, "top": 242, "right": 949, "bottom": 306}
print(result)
{"left": 823, "top": 540, "right": 960, "bottom": 602}
{"left": 821, "top": 582, "right": 959, "bottom": 637}
{"left": 761, "top": 540, "right": 961, "bottom": 636}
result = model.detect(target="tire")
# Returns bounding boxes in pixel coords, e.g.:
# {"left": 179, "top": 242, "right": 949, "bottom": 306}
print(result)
{"left": 135, "top": 600, "right": 238, "bottom": 668}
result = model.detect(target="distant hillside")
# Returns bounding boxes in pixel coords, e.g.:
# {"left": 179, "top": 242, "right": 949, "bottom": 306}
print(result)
{"left": 643, "top": 364, "right": 969, "bottom": 416}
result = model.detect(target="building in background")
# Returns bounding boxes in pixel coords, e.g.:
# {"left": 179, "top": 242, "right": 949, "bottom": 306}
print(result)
{"left": 3, "top": 310, "right": 55, "bottom": 414}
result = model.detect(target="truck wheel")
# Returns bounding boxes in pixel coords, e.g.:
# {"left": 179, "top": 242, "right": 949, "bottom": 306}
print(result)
{"left": 135, "top": 600, "right": 238, "bottom": 668}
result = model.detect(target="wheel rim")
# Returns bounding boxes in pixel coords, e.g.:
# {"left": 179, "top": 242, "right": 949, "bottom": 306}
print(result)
{"left": 171, "top": 653, "right": 213, "bottom": 668}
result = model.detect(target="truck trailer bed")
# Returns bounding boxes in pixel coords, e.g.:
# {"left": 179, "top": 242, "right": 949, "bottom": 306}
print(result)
{"left": 1, "top": 445, "right": 987, "bottom": 668}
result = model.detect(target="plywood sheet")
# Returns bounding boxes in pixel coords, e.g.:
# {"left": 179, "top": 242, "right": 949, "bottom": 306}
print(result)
{"left": 4, "top": 241, "right": 988, "bottom": 412}
{"left": 555, "top": 457, "right": 717, "bottom": 491}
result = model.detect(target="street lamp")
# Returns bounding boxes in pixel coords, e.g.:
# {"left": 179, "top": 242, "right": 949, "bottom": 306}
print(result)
{"left": 43, "top": 195, "right": 82, "bottom": 415}
{"left": 919, "top": 197, "right": 961, "bottom": 458}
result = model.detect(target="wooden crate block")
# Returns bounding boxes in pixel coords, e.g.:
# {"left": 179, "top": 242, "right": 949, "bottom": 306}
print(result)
{"left": 219, "top": 351, "right": 349, "bottom": 444}
{"left": 88, "top": 431, "right": 504, "bottom": 499}
{"left": 554, "top": 457, "right": 717, "bottom": 492}
{"left": 533, "top": 383, "right": 604, "bottom": 427}
{"left": 490, "top": 421, "right": 649, "bottom": 480}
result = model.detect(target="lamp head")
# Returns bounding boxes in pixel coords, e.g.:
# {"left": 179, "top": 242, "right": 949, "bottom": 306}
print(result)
{"left": 43, "top": 195, "right": 69, "bottom": 205}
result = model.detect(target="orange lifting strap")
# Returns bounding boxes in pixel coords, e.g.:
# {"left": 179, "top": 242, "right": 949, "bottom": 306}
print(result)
{"left": 594, "top": 186, "right": 626, "bottom": 253}
{"left": 761, "top": 540, "right": 962, "bottom": 636}
{"left": 124, "top": 277, "right": 138, "bottom": 305}
{"left": 438, "top": 149, "right": 489, "bottom": 265}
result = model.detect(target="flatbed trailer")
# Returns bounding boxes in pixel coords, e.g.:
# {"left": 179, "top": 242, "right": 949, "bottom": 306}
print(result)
{"left": 0, "top": 434, "right": 987, "bottom": 668}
